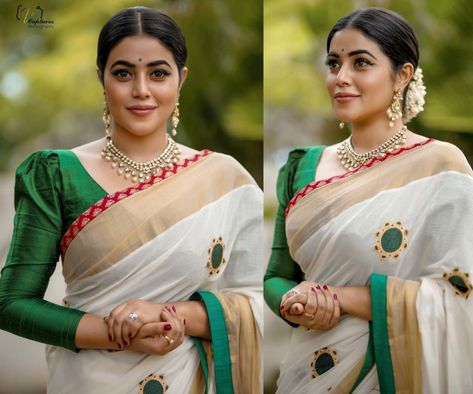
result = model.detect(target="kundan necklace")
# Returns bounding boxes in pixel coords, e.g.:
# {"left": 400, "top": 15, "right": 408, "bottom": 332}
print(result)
{"left": 336, "top": 126, "right": 407, "bottom": 171}
{"left": 101, "top": 134, "right": 181, "bottom": 183}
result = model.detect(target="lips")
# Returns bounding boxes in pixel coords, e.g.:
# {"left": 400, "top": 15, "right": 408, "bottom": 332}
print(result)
{"left": 127, "top": 105, "right": 157, "bottom": 116}
{"left": 334, "top": 92, "right": 360, "bottom": 102}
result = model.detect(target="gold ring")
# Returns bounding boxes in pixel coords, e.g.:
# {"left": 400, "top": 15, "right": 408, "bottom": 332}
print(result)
{"left": 163, "top": 335, "right": 175, "bottom": 346}
{"left": 304, "top": 312, "right": 315, "bottom": 320}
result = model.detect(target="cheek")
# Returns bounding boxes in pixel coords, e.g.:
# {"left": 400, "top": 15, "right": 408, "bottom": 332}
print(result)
{"left": 105, "top": 83, "right": 127, "bottom": 108}
{"left": 326, "top": 74, "right": 336, "bottom": 93}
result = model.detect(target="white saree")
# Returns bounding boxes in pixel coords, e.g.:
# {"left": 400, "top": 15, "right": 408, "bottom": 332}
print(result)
{"left": 46, "top": 151, "right": 263, "bottom": 394}
{"left": 277, "top": 140, "right": 473, "bottom": 393}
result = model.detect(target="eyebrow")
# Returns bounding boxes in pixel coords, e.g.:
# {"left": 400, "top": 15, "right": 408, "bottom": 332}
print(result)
{"left": 110, "top": 59, "right": 173, "bottom": 69}
{"left": 327, "top": 49, "right": 378, "bottom": 60}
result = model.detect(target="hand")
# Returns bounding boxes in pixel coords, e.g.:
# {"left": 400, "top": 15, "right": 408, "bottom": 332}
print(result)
{"left": 280, "top": 282, "right": 341, "bottom": 330}
{"left": 280, "top": 280, "right": 319, "bottom": 315}
{"left": 127, "top": 306, "right": 186, "bottom": 355}
{"left": 106, "top": 300, "right": 165, "bottom": 348}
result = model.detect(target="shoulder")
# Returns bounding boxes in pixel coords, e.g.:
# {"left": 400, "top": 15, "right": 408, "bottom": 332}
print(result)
{"left": 278, "top": 145, "right": 326, "bottom": 177}
{"left": 15, "top": 149, "right": 60, "bottom": 176}
{"left": 13, "top": 150, "right": 64, "bottom": 204}
{"left": 426, "top": 140, "right": 472, "bottom": 174}
{"left": 207, "top": 151, "right": 259, "bottom": 187}
{"left": 286, "top": 146, "right": 326, "bottom": 162}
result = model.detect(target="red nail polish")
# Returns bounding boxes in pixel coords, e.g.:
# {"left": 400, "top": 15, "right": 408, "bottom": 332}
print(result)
{"left": 183, "top": 319, "right": 186, "bottom": 325}
{"left": 280, "top": 305, "right": 284, "bottom": 310}
{"left": 172, "top": 305, "right": 176, "bottom": 312}
{"left": 164, "top": 324, "right": 172, "bottom": 331}
{"left": 323, "top": 284, "right": 328, "bottom": 290}
{"left": 316, "top": 285, "right": 321, "bottom": 290}
{"left": 311, "top": 287, "right": 316, "bottom": 292}
{"left": 333, "top": 294, "right": 338, "bottom": 300}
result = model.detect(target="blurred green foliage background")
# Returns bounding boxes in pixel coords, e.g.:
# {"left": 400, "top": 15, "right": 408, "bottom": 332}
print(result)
{"left": 0, "top": 0, "right": 263, "bottom": 184}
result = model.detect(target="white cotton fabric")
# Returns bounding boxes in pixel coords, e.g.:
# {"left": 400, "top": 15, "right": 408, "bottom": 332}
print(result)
{"left": 46, "top": 184, "right": 263, "bottom": 394}
{"left": 277, "top": 171, "right": 473, "bottom": 393}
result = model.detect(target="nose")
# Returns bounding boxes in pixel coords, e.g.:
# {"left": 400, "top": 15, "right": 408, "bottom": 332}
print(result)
{"left": 132, "top": 73, "right": 150, "bottom": 99}
{"left": 336, "top": 63, "right": 351, "bottom": 87}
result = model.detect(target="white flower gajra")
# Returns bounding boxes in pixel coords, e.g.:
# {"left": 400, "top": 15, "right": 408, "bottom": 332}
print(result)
{"left": 403, "top": 67, "right": 426, "bottom": 123}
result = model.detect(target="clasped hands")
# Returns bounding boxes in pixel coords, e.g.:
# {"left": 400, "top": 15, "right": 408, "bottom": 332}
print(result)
{"left": 280, "top": 281, "right": 341, "bottom": 330}
{"left": 104, "top": 300, "right": 185, "bottom": 355}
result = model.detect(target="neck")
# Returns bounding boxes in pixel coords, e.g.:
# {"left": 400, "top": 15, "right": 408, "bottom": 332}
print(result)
{"left": 108, "top": 127, "right": 168, "bottom": 162}
{"left": 350, "top": 118, "right": 404, "bottom": 153}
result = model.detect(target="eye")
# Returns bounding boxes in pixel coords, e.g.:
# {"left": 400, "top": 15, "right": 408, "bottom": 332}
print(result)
{"left": 354, "top": 58, "right": 373, "bottom": 68}
{"left": 112, "top": 69, "right": 131, "bottom": 79}
{"left": 325, "top": 59, "right": 340, "bottom": 71}
{"left": 151, "top": 69, "right": 170, "bottom": 80}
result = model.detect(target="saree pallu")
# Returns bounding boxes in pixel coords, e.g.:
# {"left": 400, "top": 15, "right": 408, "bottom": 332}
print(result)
{"left": 278, "top": 140, "right": 473, "bottom": 393}
{"left": 46, "top": 151, "right": 263, "bottom": 394}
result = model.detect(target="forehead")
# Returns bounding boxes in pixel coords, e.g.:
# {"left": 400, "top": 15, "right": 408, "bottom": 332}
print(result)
{"left": 329, "top": 28, "right": 382, "bottom": 55}
{"left": 107, "top": 35, "right": 175, "bottom": 65}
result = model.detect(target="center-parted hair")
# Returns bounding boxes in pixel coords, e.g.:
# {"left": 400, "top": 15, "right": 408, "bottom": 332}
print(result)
{"left": 326, "top": 8, "right": 419, "bottom": 73}
{"left": 96, "top": 7, "right": 187, "bottom": 84}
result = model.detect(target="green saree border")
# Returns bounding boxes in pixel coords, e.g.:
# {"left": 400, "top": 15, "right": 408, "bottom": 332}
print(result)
{"left": 350, "top": 322, "right": 375, "bottom": 393}
{"left": 370, "top": 273, "right": 396, "bottom": 393}
{"left": 191, "top": 290, "right": 234, "bottom": 394}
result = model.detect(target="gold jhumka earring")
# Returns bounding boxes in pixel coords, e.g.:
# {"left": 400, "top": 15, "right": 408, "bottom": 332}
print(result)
{"left": 171, "top": 102, "right": 180, "bottom": 137}
{"left": 387, "top": 90, "right": 403, "bottom": 127}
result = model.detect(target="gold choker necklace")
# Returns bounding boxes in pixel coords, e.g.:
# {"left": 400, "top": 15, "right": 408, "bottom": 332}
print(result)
{"left": 101, "top": 134, "right": 182, "bottom": 183}
{"left": 337, "top": 126, "right": 407, "bottom": 171}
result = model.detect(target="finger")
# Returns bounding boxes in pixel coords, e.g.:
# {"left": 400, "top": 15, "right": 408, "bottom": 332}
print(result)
{"left": 329, "top": 293, "right": 340, "bottom": 326}
{"left": 304, "top": 286, "right": 317, "bottom": 315}
{"left": 136, "top": 322, "right": 173, "bottom": 338}
{"left": 321, "top": 285, "right": 334, "bottom": 327}
{"left": 280, "top": 288, "right": 302, "bottom": 309}
{"left": 166, "top": 306, "right": 186, "bottom": 346}
{"left": 108, "top": 303, "right": 127, "bottom": 343}
{"left": 289, "top": 302, "right": 304, "bottom": 315}
{"left": 281, "top": 293, "right": 308, "bottom": 311}
{"left": 313, "top": 285, "right": 327, "bottom": 323}
{"left": 121, "top": 312, "right": 141, "bottom": 346}
{"left": 162, "top": 307, "right": 183, "bottom": 341}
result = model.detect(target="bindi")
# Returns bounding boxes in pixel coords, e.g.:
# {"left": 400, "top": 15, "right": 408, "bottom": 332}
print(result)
{"left": 341, "top": 48, "right": 344, "bottom": 53}
{"left": 138, "top": 58, "right": 142, "bottom": 62}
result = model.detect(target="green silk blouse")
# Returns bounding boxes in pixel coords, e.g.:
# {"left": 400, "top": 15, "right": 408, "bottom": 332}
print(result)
{"left": 0, "top": 150, "right": 107, "bottom": 351}
{"left": 264, "top": 146, "right": 325, "bottom": 321}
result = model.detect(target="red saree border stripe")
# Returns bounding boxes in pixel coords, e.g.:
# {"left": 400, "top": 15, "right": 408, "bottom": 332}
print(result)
{"left": 60, "top": 149, "right": 212, "bottom": 259}
{"left": 284, "top": 139, "right": 433, "bottom": 217}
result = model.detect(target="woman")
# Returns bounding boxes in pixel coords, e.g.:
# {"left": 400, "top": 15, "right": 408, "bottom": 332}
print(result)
{"left": 265, "top": 7, "right": 473, "bottom": 393}
{"left": 0, "top": 7, "right": 263, "bottom": 394}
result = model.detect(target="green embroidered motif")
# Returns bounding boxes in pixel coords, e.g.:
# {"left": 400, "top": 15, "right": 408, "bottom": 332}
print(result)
{"left": 443, "top": 268, "right": 472, "bottom": 299}
{"left": 381, "top": 228, "right": 403, "bottom": 252}
{"left": 211, "top": 243, "right": 224, "bottom": 268}
{"left": 139, "top": 374, "right": 168, "bottom": 394}
{"left": 374, "top": 222, "right": 408, "bottom": 260}
{"left": 207, "top": 236, "right": 226, "bottom": 275}
{"left": 311, "top": 347, "right": 338, "bottom": 378}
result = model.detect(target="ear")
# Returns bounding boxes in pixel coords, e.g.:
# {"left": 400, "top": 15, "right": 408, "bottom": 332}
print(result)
{"left": 178, "top": 67, "right": 188, "bottom": 91}
{"left": 97, "top": 68, "right": 104, "bottom": 87}
{"left": 395, "top": 63, "right": 414, "bottom": 92}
